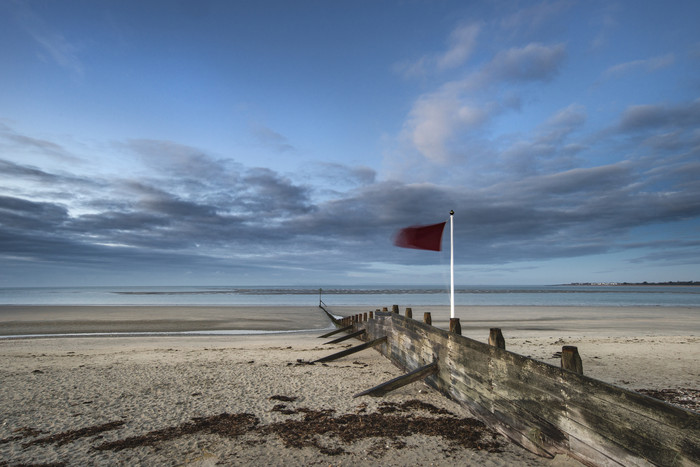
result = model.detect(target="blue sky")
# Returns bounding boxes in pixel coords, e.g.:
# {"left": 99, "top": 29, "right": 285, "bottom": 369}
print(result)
{"left": 1, "top": 0, "right": 699, "bottom": 287}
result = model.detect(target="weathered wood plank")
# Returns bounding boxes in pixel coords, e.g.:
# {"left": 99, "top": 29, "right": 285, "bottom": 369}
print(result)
{"left": 459, "top": 335, "right": 700, "bottom": 465}
{"left": 323, "top": 329, "right": 366, "bottom": 345}
{"left": 318, "top": 325, "right": 354, "bottom": 338}
{"left": 313, "top": 336, "right": 387, "bottom": 363}
{"left": 318, "top": 304, "right": 341, "bottom": 325}
{"left": 365, "top": 311, "right": 700, "bottom": 467}
{"left": 354, "top": 360, "right": 438, "bottom": 398}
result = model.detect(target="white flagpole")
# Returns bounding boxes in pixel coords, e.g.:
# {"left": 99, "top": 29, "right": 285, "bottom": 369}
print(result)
{"left": 450, "top": 210, "right": 455, "bottom": 319}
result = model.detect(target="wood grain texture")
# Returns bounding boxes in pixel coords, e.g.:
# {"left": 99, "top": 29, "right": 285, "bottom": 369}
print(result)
{"left": 363, "top": 312, "right": 700, "bottom": 467}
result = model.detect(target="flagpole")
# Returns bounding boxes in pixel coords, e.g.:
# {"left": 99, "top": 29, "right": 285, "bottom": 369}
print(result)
{"left": 450, "top": 210, "right": 455, "bottom": 319}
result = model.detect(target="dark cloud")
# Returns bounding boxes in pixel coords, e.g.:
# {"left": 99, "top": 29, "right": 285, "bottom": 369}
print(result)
{"left": 0, "top": 159, "right": 64, "bottom": 183}
{"left": 1, "top": 105, "right": 699, "bottom": 285}
{"left": 0, "top": 195, "right": 69, "bottom": 231}
{"left": 240, "top": 168, "right": 314, "bottom": 216}
{"left": 618, "top": 100, "right": 700, "bottom": 132}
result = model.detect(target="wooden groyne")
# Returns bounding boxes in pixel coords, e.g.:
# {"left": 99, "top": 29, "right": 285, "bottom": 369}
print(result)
{"left": 318, "top": 306, "right": 700, "bottom": 467}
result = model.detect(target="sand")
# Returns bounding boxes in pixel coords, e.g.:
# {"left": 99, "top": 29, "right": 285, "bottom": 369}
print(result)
{"left": 0, "top": 305, "right": 698, "bottom": 466}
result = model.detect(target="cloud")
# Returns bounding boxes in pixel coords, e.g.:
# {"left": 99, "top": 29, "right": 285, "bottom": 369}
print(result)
{"left": 240, "top": 168, "right": 314, "bottom": 217}
{"left": 499, "top": 0, "right": 573, "bottom": 38}
{"left": 12, "top": 3, "right": 84, "bottom": 77}
{"left": 311, "top": 162, "right": 376, "bottom": 189}
{"left": 123, "top": 139, "right": 235, "bottom": 179}
{"left": 617, "top": 100, "right": 700, "bottom": 132}
{"left": 251, "top": 124, "right": 295, "bottom": 153}
{"left": 690, "top": 42, "right": 700, "bottom": 60}
{"left": 398, "top": 42, "right": 567, "bottom": 165}
{"left": 0, "top": 195, "right": 69, "bottom": 232}
{"left": 0, "top": 159, "right": 65, "bottom": 184}
{"left": 498, "top": 104, "right": 587, "bottom": 175}
{"left": 436, "top": 23, "right": 480, "bottom": 70}
{"left": 2, "top": 88, "right": 699, "bottom": 285}
{"left": 587, "top": 3, "right": 620, "bottom": 51}
{"left": 121, "top": 139, "right": 315, "bottom": 222}
{"left": 480, "top": 42, "right": 566, "bottom": 84}
{"left": 404, "top": 89, "right": 489, "bottom": 163}
{"left": 601, "top": 54, "right": 675, "bottom": 81}
{"left": 0, "top": 122, "right": 81, "bottom": 164}
{"left": 396, "top": 23, "right": 480, "bottom": 77}
{"left": 393, "top": 16, "right": 568, "bottom": 167}
{"left": 2, "top": 134, "right": 699, "bottom": 283}
{"left": 0, "top": 151, "right": 103, "bottom": 206}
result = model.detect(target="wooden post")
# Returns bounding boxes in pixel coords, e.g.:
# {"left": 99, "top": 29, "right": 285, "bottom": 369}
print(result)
{"left": 405, "top": 307, "right": 412, "bottom": 319}
{"left": 449, "top": 318, "right": 461, "bottom": 335}
{"left": 561, "top": 346, "right": 583, "bottom": 374}
{"left": 382, "top": 307, "right": 388, "bottom": 312}
{"left": 392, "top": 305, "right": 399, "bottom": 314}
{"left": 369, "top": 311, "right": 374, "bottom": 320}
{"left": 363, "top": 312, "right": 368, "bottom": 321}
{"left": 423, "top": 312, "right": 432, "bottom": 325}
{"left": 489, "top": 328, "right": 506, "bottom": 350}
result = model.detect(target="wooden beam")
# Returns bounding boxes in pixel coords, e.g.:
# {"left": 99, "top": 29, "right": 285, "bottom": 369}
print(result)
{"left": 318, "top": 304, "right": 340, "bottom": 325}
{"left": 324, "top": 329, "right": 366, "bottom": 345}
{"left": 313, "top": 336, "right": 387, "bottom": 363}
{"left": 318, "top": 325, "right": 354, "bottom": 338}
{"left": 354, "top": 360, "right": 438, "bottom": 398}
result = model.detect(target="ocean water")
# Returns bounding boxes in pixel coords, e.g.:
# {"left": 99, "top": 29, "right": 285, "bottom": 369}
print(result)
{"left": 1, "top": 285, "right": 699, "bottom": 307}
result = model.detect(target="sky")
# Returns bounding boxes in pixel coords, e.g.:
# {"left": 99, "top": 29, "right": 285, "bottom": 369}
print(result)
{"left": 1, "top": 0, "right": 699, "bottom": 287}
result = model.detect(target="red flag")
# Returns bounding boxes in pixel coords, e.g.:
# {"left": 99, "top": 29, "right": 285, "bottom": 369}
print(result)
{"left": 393, "top": 222, "right": 446, "bottom": 251}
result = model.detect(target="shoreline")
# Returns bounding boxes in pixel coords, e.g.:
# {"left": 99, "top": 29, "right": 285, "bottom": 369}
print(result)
{"left": 1, "top": 304, "right": 698, "bottom": 337}
{"left": 1, "top": 304, "right": 698, "bottom": 390}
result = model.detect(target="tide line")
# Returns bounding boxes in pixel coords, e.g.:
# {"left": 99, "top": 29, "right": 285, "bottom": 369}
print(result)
{"left": 0, "top": 325, "right": 335, "bottom": 340}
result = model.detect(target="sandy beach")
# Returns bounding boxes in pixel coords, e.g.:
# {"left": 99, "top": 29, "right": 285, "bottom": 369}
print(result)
{"left": 1, "top": 305, "right": 698, "bottom": 466}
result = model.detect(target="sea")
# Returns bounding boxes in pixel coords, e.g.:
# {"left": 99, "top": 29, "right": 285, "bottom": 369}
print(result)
{"left": 1, "top": 284, "right": 699, "bottom": 308}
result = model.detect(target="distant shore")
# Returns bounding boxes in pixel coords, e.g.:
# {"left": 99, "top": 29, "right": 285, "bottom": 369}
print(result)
{"left": 562, "top": 281, "right": 699, "bottom": 286}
